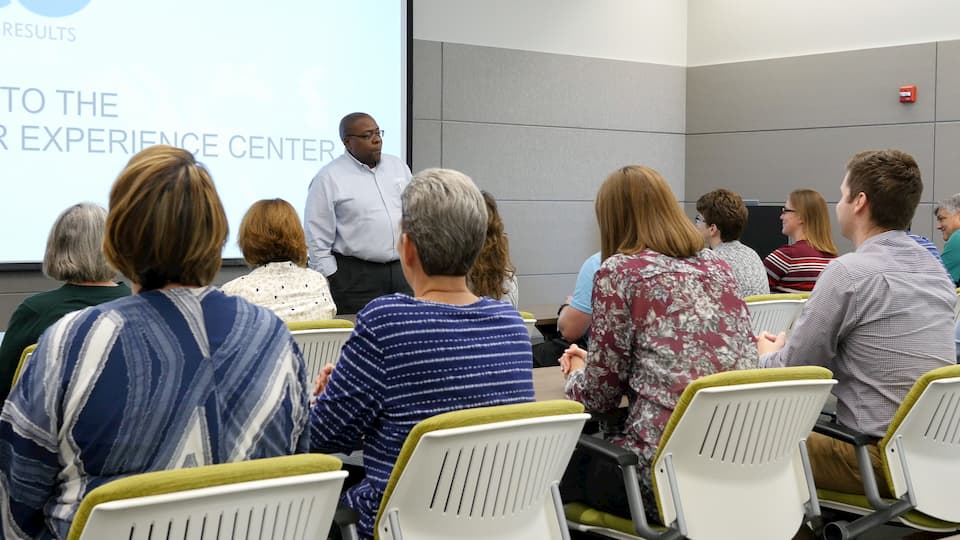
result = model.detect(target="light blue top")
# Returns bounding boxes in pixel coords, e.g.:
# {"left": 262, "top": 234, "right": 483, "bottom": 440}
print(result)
{"left": 304, "top": 151, "right": 412, "bottom": 276}
{"left": 570, "top": 252, "right": 602, "bottom": 314}
{"left": 942, "top": 229, "right": 960, "bottom": 285}
{"left": 0, "top": 287, "right": 309, "bottom": 539}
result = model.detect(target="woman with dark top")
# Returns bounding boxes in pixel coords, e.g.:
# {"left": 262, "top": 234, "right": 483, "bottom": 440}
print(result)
{"left": 311, "top": 168, "right": 534, "bottom": 539}
{"left": 0, "top": 203, "right": 130, "bottom": 402}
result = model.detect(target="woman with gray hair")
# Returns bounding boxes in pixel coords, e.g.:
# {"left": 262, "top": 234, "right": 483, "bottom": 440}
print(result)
{"left": 0, "top": 203, "right": 130, "bottom": 402}
{"left": 310, "top": 168, "right": 535, "bottom": 540}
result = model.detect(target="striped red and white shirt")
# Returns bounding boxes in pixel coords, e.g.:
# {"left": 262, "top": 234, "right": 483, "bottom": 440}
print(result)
{"left": 763, "top": 239, "right": 836, "bottom": 293}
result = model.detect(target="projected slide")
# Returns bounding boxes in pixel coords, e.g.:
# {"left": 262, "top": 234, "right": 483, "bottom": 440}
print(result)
{"left": 0, "top": 0, "right": 407, "bottom": 263}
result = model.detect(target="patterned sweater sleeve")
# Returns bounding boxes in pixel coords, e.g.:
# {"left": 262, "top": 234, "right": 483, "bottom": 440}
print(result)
{"left": 309, "top": 313, "right": 386, "bottom": 453}
{"left": 763, "top": 247, "right": 789, "bottom": 288}
{"left": 0, "top": 316, "right": 72, "bottom": 539}
{"left": 564, "top": 265, "right": 630, "bottom": 412}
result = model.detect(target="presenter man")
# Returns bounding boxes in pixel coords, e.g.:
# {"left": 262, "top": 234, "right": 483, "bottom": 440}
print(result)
{"left": 304, "top": 112, "right": 413, "bottom": 314}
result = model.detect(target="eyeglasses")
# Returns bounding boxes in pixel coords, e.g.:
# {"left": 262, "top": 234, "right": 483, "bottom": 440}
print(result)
{"left": 781, "top": 207, "right": 797, "bottom": 214}
{"left": 346, "top": 129, "right": 384, "bottom": 140}
{"left": 694, "top": 215, "right": 704, "bottom": 224}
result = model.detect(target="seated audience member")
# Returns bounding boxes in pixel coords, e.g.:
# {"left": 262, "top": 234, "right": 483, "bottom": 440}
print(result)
{"left": 935, "top": 193, "right": 960, "bottom": 285}
{"left": 758, "top": 149, "right": 956, "bottom": 498}
{"left": 532, "top": 252, "right": 601, "bottom": 368}
{"left": 0, "top": 146, "right": 309, "bottom": 539}
{"left": 559, "top": 165, "right": 757, "bottom": 521}
{"left": 907, "top": 230, "right": 944, "bottom": 265}
{"left": 310, "top": 168, "right": 535, "bottom": 539}
{"left": 695, "top": 188, "right": 770, "bottom": 297}
{"left": 467, "top": 191, "right": 519, "bottom": 306}
{"left": 956, "top": 319, "right": 960, "bottom": 364}
{"left": 558, "top": 251, "right": 602, "bottom": 343}
{"left": 222, "top": 198, "right": 336, "bottom": 321}
{"left": 764, "top": 188, "right": 838, "bottom": 293}
{"left": 0, "top": 203, "right": 130, "bottom": 402}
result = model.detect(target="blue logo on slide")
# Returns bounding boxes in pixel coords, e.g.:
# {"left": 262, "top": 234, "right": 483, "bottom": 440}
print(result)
{"left": 1, "top": 0, "right": 91, "bottom": 17}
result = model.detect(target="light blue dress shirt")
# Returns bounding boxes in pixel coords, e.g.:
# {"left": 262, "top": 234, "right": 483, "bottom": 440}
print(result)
{"left": 304, "top": 151, "right": 412, "bottom": 276}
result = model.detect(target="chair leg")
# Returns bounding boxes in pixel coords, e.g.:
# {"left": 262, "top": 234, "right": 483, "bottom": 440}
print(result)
{"left": 821, "top": 499, "right": 914, "bottom": 540}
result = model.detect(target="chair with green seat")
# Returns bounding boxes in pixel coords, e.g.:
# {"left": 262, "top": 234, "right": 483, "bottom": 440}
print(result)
{"left": 519, "top": 310, "right": 538, "bottom": 339}
{"left": 565, "top": 366, "right": 836, "bottom": 540}
{"left": 11, "top": 343, "right": 37, "bottom": 387}
{"left": 744, "top": 293, "right": 808, "bottom": 336}
{"left": 815, "top": 364, "right": 960, "bottom": 540}
{"left": 286, "top": 319, "right": 354, "bottom": 377}
{"left": 68, "top": 453, "right": 348, "bottom": 540}
{"left": 340, "top": 400, "right": 589, "bottom": 540}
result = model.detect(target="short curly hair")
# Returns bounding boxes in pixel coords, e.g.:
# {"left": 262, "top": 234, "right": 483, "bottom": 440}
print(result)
{"left": 695, "top": 189, "right": 749, "bottom": 242}
{"left": 238, "top": 199, "right": 307, "bottom": 267}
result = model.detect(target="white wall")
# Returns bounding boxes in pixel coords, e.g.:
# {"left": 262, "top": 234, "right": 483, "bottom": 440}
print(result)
{"left": 413, "top": 0, "right": 688, "bottom": 66}
{"left": 689, "top": 0, "right": 960, "bottom": 66}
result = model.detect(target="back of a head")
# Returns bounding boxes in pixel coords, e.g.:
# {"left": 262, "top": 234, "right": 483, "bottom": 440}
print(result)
{"left": 467, "top": 191, "right": 515, "bottom": 299}
{"left": 104, "top": 145, "right": 228, "bottom": 291}
{"left": 846, "top": 149, "right": 923, "bottom": 231}
{"left": 401, "top": 168, "right": 487, "bottom": 277}
{"left": 695, "top": 189, "right": 749, "bottom": 242}
{"left": 43, "top": 203, "right": 115, "bottom": 283}
{"left": 595, "top": 165, "right": 703, "bottom": 261}
{"left": 790, "top": 189, "right": 838, "bottom": 256}
{"left": 238, "top": 198, "right": 307, "bottom": 267}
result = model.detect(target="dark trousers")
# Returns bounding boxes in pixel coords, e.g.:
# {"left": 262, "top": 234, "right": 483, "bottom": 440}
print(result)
{"left": 329, "top": 253, "right": 412, "bottom": 314}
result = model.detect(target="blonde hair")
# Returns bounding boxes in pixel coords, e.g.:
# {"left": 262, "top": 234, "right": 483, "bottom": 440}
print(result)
{"left": 595, "top": 166, "right": 704, "bottom": 261}
{"left": 789, "top": 189, "right": 838, "bottom": 256}
{"left": 104, "top": 145, "right": 228, "bottom": 290}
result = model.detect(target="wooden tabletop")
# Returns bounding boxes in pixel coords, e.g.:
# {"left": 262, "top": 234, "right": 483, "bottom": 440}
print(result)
{"left": 521, "top": 303, "right": 561, "bottom": 326}
{"left": 533, "top": 366, "right": 567, "bottom": 401}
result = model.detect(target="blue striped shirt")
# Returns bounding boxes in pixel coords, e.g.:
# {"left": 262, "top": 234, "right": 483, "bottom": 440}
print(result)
{"left": 310, "top": 294, "right": 535, "bottom": 539}
{"left": 0, "top": 287, "right": 309, "bottom": 540}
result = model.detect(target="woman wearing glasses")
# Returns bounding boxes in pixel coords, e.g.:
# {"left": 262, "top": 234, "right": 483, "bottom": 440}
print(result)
{"left": 764, "top": 189, "right": 838, "bottom": 293}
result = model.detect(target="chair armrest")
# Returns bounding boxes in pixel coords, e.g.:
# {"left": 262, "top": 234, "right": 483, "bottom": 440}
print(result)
{"left": 813, "top": 419, "right": 873, "bottom": 446}
{"left": 576, "top": 434, "right": 639, "bottom": 467}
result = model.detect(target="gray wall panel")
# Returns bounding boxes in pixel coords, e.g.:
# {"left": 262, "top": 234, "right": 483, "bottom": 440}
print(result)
{"left": 412, "top": 120, "right": 442, "bottom": 173}
{"left": 442, "top": 122, "right": 685, "bottom": 201}
{"left": 413, "top": 40, "right": 442, "bottom": 121}
{"left": 934, "top": 122, "right": 960, "bottom": 202}
{"left": 518, "top": 274, "right": 578, "bottom": 310}
{"left": 687, "top": 124, "right": 936, "bottom": 204}
{"left": 688, "top": 44, "right": 936, "bottom": 134}
{"left": 442, "top": 43, "right": 685, "bottom": 133}
{"left": 498, "top": 201, "right": 598, "bottom": 277}
{"left": 937, "top": 40, "right": 960, "bottom": 122}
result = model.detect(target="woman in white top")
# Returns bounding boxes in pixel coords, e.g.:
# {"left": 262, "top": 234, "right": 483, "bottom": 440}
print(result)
{"left": 222, "top": 198, "right": 336, "bottom": 321}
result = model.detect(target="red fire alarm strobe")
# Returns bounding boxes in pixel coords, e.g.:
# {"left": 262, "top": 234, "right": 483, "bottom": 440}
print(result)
{"left": 900, "top": 85, "right": 917, "bottom": 103}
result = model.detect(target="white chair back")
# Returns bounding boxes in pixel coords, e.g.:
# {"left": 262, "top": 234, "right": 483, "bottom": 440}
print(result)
{"left": 746, "top": 299, "right": 805, "bottom": 335}
{"left": 654, "top": 379, "right": 835, "bottom": 540}
{"left": 884, "top": 376, "right": 960, "bottom": 521}
{"left": 78, "top": 470, "right": 348, "bottom": 540}
{"left": 290, "top": 327, "right": 353, "bottom": 377}
{"left": 379, "top": 413, "right": 589, "bottom": 540}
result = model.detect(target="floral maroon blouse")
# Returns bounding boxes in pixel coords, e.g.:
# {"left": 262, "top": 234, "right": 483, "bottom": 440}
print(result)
{"left": 564, "top": 249, "right": 758, "bottom": 496}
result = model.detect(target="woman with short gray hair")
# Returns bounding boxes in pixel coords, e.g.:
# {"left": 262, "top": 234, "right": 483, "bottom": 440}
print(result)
{"left": 0, "top": 203, "right": 130, "bottom": 402}
{"left": 310, "top": 167, "right": 535, "bottom": 539}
